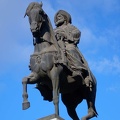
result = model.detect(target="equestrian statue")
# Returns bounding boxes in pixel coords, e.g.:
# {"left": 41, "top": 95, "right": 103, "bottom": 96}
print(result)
{"left": 22, "top": 2, "right": 98, "bottom": 120}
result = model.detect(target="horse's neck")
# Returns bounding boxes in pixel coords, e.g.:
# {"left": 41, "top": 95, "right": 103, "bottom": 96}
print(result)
{"left": 34, "top": 40, "right": 50, "bottom": 54}
{"left": 34, "top": 31, "right": 52, "bottom": 54}
{"left": 34, "top": 20, "right": 56, "bottom": 55}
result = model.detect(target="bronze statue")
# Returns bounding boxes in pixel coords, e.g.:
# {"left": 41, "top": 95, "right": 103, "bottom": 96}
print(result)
{"left": 22, "top": 2, "right": 98, "bottom": 120}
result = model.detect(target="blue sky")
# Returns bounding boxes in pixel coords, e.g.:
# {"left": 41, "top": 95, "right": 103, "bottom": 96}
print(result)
{"left": 0, "top": 0, "right": 120, "bottom": 120}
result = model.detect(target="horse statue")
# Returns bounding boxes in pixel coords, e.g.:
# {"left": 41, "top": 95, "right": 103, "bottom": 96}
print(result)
{"left": 22, "top": 2, "right": 98, "bottom": 120}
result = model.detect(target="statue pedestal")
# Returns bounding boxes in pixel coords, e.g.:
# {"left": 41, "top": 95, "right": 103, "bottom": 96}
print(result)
{"left": 37, "top": 114, "right": 64, "bottom": 120}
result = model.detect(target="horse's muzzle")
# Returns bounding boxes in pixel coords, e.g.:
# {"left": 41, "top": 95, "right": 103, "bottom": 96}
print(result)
{"left": 30, "top": 22, "right": 39, "bottom": 32}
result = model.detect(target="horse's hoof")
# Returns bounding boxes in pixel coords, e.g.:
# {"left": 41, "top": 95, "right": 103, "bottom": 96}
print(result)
{"left": 22, "top": 101, "right": 30, "bottom": 110}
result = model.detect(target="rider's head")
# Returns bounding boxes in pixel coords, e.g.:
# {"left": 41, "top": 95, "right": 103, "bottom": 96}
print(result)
{"left": 54, "top": 10, "right": 72, "bottom": 27}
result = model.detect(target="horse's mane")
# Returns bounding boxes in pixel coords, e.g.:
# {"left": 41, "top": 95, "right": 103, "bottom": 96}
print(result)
{"left": 45, "top": 13, "right": 60, "bottom": 52}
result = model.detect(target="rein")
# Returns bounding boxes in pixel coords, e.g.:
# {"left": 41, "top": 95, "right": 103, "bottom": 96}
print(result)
{"left": 33, "top": 37, "right": 53, "bottom": 45}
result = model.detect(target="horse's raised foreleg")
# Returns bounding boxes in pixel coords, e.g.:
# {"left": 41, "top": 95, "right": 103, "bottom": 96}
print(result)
{"left": 50, "top": 66, "right": 60, "bottom": 115}
{"left": 22, "top": 72, "right": 39, "bottom": 110}
{"left": 22, "top": 77, "right": 30, "bottom": 110}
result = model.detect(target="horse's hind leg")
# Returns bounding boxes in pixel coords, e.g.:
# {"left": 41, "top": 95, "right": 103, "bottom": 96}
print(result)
{"left": 81, "top": 100, "right": 97, "bottom": 120}
{"left": 67, "top": 107, "right": 79, "bottom": 120}
{"left": 61, "top": 93, "right": 81, "bottom": 120}
{"left": 50, "top": 66, "right": 60, "bottom": 115}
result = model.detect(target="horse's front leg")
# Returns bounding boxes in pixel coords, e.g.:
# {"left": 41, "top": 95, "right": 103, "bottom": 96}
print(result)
{"left": 50, "top": 66, "right": 60, "bottom": 115}
{"left": 22, "top": 77, "right": 30, "bottom": 110}
{"left": 22, "top": 72, "right": 39, "bottom": 110}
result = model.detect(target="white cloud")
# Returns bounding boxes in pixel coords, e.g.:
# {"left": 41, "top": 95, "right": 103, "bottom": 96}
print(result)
{"left": 0, "top": 40, "right": 32, "bottom": 62}
{"left": 76, "top": 26, "right": 120, "bottom": 76}
{"left": 78, "top": 26, "right": 109, "bottom": 54}
{"left": 89, "top": 56, "right": 120, "bottom": 75}
{"left": 80, "top": 27, "right": 96, "bottom": 44}
{"left": 107, "top": 86, "right": 120, "bottom": 92}
{"left": 106, "top": 82, "right": 120, "bottom": 93}
{"left": 76, "top": 22, "right": 120, "bottom": 59}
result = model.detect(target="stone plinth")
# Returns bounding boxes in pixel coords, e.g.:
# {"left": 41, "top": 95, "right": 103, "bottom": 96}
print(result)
{"left": 37, "top": 114, "right": 64, "bottom": 120}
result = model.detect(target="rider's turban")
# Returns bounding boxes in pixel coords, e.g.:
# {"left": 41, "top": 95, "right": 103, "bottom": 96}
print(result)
{"left": 54, "top": 10, "right": 72, "bottom": 24}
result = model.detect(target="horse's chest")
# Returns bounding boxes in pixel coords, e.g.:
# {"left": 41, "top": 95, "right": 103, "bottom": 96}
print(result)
{"left": 29, "top": 54, "right": 53, "bottom": 73}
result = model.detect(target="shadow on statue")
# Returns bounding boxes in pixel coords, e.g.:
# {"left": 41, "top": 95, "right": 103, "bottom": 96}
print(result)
{"left": 22, "top": 2, "right": 98, "bottom": 120}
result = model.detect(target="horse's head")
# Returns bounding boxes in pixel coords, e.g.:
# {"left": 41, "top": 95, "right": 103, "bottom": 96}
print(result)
{"left": 24, "top": 2, "right": 44, "bottom": 37}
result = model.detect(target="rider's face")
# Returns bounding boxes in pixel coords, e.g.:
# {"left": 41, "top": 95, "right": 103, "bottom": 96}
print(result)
{"left": 56, "top": 13, "right": 65, "bottom": 26}
{"left": 57, "top": 14, "right": 64, "bottom": 21}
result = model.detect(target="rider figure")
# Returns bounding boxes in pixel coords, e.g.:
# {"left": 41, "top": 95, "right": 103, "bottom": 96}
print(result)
{"left": 54, "top": 12, "right": 68, "bottom": 65}
{"left": 54, "top": 10, "right": 93, "bottom": 89}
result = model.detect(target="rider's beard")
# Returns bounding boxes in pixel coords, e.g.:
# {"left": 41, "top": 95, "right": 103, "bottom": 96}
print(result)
{"left": 55, "top": 18, "right": 65, "bottom": 27}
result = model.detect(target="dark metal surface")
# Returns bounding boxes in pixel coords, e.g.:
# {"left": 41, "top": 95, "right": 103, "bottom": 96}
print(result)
{"left": 22, "top": 2, "right": 98, "bottom": 120}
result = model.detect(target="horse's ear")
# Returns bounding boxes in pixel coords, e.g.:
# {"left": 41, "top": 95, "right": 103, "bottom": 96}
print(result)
{"left": 40, "top": 1, "right": 43, "bottom": 7}
{"left": 24, "top": 12, "right": 27, "bottom": 18}
{"left": 24, "top": 10, "right": 29, "bottom": 18}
